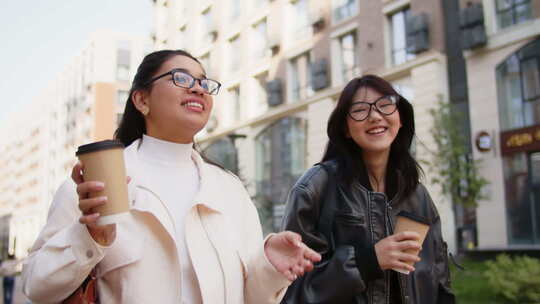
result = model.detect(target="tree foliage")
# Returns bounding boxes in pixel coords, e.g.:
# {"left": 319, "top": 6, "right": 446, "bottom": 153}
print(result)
{"left": 422, "top": 100, "right": 489, "bottom": 207}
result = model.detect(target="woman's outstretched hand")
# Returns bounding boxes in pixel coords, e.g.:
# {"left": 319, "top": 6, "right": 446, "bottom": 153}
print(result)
{"left": 264, "top": 231, "right": 322, "bottom": 281}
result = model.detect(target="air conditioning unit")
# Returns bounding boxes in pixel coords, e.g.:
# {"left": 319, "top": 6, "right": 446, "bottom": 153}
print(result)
{"left": 269, "top": 36, "right": 280, "bottom": 55}
{"left": 460, "top": 3, "right": 487, "bottom": 50}
{"left": 311, "top": 58, "right": 329, "bottom": 91}
{"left": 311, "top": 9, "right": 325, "bottom": 31}
{"left": 406, "top": 13, "right": 429, "bottom": 54}
{"left": 266, "top": 79, "right": 283, "bottom": 107}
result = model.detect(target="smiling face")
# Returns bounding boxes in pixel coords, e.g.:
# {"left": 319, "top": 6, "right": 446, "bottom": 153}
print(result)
{"left": 133, "top": 55, "right": 213, "bottom": 143}
{"left": 346, "top": 86, "right": 401, "bottom": 156}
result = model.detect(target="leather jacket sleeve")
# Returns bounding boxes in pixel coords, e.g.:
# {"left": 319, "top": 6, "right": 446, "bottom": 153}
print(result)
{"left": 280, "top": 166, "right": 382, "bottom": 303}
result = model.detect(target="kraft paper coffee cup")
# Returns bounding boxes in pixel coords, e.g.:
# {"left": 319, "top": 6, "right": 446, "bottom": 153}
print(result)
{"left": 76, "top": 140, "right": 129, "bottom": 225}
{"left": 393, "top": 214, "right": 430, "bottom": 274}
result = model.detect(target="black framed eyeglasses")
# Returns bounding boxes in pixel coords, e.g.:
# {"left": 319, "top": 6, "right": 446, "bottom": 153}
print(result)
{"left": 348, "top": 95, "right": 399, "bottom": 121}
{"left": 146, "top": 69, "right": 222, "bottom": 95}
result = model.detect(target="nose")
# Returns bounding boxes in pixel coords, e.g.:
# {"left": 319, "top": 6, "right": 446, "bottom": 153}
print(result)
{"left": 189, "top": 80, "right": 206, "bottom": 96}
{"left": 367, "top": 105, "right": 383, "bottom": 121}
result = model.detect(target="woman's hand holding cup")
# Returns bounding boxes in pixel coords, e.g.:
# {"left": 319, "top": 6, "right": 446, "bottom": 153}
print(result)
{"left": 374, "top": 231, "right": 422, "bottom": 273}
{"left": 72, "top": 162, "right": 119, "bottom": 246}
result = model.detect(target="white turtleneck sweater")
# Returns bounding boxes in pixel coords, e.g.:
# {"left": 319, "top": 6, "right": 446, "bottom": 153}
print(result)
{"left": 138, "top": 135, "right": 202, "bottom": 304}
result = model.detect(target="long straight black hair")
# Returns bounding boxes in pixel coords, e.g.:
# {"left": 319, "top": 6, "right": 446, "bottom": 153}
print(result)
{"left": 114, "top": 50, "right": 200, "bottom": 146}
{"left": 322, "top": 74, "right": 422, "bottom": 200}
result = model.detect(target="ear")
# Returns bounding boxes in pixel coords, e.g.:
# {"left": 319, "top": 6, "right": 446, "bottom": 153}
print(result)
{"left": 132, "top": 90, "right": 150, "bottom": 115}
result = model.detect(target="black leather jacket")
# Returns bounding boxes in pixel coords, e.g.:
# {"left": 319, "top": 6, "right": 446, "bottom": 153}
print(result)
{"left": 281, "top": 161, "right": 455, "bottom": 304}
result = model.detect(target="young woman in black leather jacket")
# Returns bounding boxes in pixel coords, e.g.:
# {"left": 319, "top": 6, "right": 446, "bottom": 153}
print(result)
{"left": 281, "top": 75, "right": 455, "bottom": 304}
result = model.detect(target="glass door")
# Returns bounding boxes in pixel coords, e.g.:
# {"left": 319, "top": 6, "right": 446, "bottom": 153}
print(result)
{"left": 529, "top": 152, "right": 540, "bottom": 244}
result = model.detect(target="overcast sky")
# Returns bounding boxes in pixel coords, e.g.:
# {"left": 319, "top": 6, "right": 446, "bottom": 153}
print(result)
{"left": 0, "top": 1, "right": 153, "bottom": 127}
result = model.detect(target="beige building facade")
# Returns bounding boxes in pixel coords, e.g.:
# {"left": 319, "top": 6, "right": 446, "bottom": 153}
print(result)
{"left": 462, "top": 0, "right": 540, "bottom": 249}
{"left": 153, "top": 0, "right": 457, "bottom": 250}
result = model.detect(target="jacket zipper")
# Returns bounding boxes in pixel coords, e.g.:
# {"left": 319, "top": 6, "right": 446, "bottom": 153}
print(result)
{"left": 384, "top": 200, "right": 391, "bottom": 304}
{"left": 386, "top": 201, "right": 407, "bottom": 304}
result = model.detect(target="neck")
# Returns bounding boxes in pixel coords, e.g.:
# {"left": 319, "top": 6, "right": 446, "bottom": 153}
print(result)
{"left": 146, "top": 125, "right": 194, "bottom": 144}
{"left": 362, "top": 149, "right": 390, "bottom": 193}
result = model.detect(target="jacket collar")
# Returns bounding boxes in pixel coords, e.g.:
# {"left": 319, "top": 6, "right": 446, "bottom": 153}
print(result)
{"left": 125, "top": 138, "right": 226, "bottom": 214}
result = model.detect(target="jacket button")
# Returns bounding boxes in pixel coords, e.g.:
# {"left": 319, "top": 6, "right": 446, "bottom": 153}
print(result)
{"left": 86, "top": 250, "right": 93, "bottom": 258}
{"left": 404, "top": 295, "right": 409, "bottom": 303}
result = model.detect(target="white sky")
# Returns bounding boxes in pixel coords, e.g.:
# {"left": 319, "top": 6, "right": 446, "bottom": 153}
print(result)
{"left": 0, "top": 1, "right": 153, "bottom": 126}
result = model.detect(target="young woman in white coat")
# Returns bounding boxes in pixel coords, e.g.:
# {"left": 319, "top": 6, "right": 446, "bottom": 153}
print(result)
{"left": 22, "top": 50, "right": 321, "bottom": 304}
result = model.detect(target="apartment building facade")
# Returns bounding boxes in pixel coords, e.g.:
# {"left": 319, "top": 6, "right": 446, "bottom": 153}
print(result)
{"left": 458, "top": 0, "right": 540, "bottom": 249}
{"left": 0, "top": 30, "right": 150, "bottom": 259}
{"left": 152, "top": 0, "right": 459, "bottom": 250}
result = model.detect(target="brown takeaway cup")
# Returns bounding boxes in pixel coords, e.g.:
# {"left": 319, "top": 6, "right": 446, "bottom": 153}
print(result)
{"left": 76, "top": 140, "right": 129, "bottom": 225}
{"left": 393, "top": 213, "right": 430, "bottom": 274}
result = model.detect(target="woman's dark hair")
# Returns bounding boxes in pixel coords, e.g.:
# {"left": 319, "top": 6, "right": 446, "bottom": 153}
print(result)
{"left": 322, "top": 74, "right": 422, "bottom": 200}
{"left": 114, "top": 49, "right": 201, "bottom": 146}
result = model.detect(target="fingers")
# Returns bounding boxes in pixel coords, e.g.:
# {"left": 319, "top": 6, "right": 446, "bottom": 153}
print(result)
{"left": 393, "top": 231, "right": 421, "bottom": 242}
{"left": 127, "top": 176, "right": 132, "bottom": 184}
{"left": 71, "top": 162, "right": 84, "bottom": 184}
{"left": 76, "top": 181, "right": 105, "bottom": 199}
{"left": 283, "top": 269, "right": 297, "bottom": 281}
{"left": 79, "top": 213, "right": 100, "bottom": 225}
{"left": 79, "top": 196, "right": 107, "bottom": 214}
{"left": 303, "top": 247, "right": 322, "bottom": 263}
{"left": 283, "top": 231, "right": 302, "bottom": 248}
{"left": 395, "top": 240, "right": 421, "bottom": 252}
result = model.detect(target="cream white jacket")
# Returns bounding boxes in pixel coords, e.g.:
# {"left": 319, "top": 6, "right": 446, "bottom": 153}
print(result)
{"left": 22, "top": 139, "right": 290, "bottom": 303}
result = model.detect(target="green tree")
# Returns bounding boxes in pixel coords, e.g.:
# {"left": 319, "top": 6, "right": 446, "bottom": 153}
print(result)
{"left": 421, "top": 100, "right": 489, "bottom": 207}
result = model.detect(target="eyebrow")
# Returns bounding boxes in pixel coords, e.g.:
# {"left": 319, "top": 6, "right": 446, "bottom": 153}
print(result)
{"left": 173, "top": 68, "right": 207, "bottom": 79}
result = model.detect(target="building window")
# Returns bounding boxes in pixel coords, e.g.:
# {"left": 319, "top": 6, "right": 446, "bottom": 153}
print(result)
{"left": 496, "top": 0, "right": 532, "bottom": 30}
{"left": 390, "top": 7, "right": 415, "bottom": 66}
{"left": 229, "top": 86, "right": 241, "bottom": 122}
{"left": 229, "top": 35, "right": 241, "bottom": 73}
{"left": 289, "top": 52, "right": 312, "bottom": 102}
{"left": 255, "top": 117, "right": 307, "bottom": 231}
{"left": 254, "top": 72, "right": 269, "bottom": 116}
{"left": 117, "top": 90, "right": 129, "bottom": 110}
{"left": 200, "top": 52, "right": 211, "bottom": 72}
{"left": 201, "top": 8, "right": 215, "bottom": 45}
{"left": 291, "top": 0, "right": 312, "bottom": 39}
{"left": 497, "top": 39, "right": 540, "bottom": 131}
{"left": 203, "top": 137, "right": 239, "bottom": 174}
{"left": 116, "top": 41, "right": 131, "bottom": 81}
{"left": 333, "top": 0, "right": 358, "bottom": 23}
{"left": 252, "top": 19, "right": 269, "bottom": 60}
{"left": 339, "top": 31, "right": 359, "bottom": 82}
{"left": 178, "top": 25, "right": 187, "bottom": 49}
{"left": 230, "top": 0, "right": 241, "bottom": 21}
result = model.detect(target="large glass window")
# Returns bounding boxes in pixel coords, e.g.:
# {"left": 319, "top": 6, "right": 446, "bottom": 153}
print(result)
{"left": 504, "top": 152, "right": 540, "bottom": 244}
{"left": 255, "top": 117, "right": 307, "bottom": 231}
{"left": 339, "top": 31, "right": 359, "bottom": 82}
{"left": 390, "top": 7, "right": 415, "bottom": 65}
{"left": 203, "top": 137, "right": 239, "bottom": 174}
{"left": 290, "top": 52, "right": 312, "bottom": 102}
{"left": 333, "top": 0, "right": 358, "bottom": 23}
{"left": 497, "top": 39, "right": 540, "bottom": 131}
{"left": 496, "top": 0, "right": 532, "bottom": 29}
